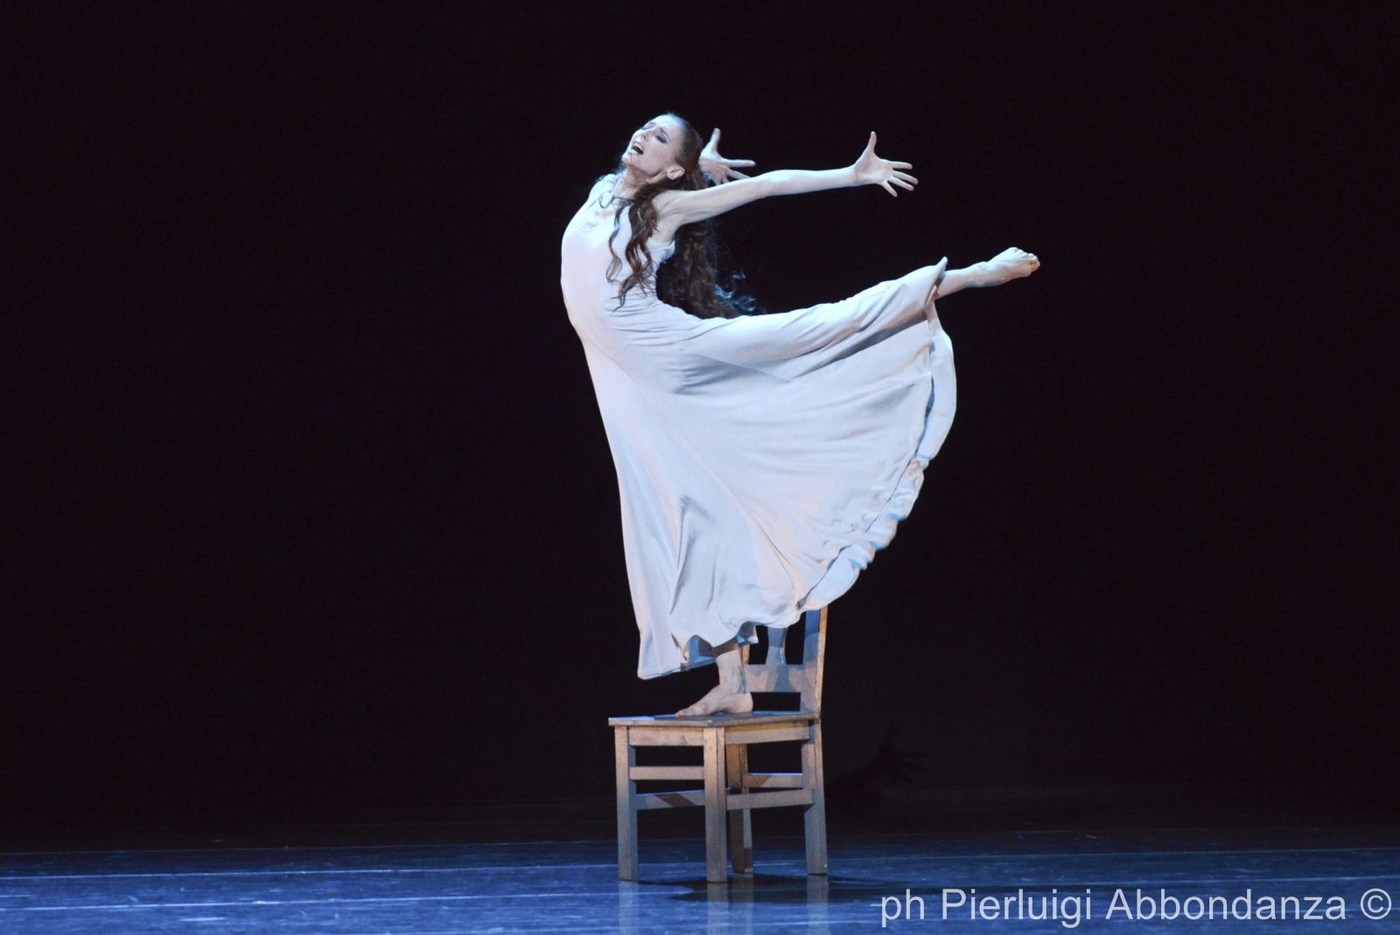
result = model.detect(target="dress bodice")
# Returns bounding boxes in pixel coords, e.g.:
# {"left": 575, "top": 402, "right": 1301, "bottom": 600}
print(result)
{"left": 562, "top": 176, "right": 675, "bottom": 296}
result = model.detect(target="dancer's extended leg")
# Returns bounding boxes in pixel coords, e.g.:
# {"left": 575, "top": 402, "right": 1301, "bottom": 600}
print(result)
{"left": 673, "top": 248, "right": 1037, "bottom": 719}
{"left": 934, "top": 247, "right": 1039, "bottom": 298}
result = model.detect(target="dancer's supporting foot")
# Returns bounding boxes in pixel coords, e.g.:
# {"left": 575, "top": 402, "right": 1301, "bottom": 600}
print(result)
{"left": 934, "top": 247, "right": 1040, "bottom": 297}
{"left": 676, "top": 641, "right": 754, "bottom": 717}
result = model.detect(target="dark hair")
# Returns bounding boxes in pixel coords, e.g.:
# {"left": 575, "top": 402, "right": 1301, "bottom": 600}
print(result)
{"left": 606, "top": 113, "right": 754, "bottom": 319}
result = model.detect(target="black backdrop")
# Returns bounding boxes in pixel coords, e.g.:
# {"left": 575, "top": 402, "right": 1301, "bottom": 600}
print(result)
{"left": 8, "top": 3, "right": 1397, "bottom": 836}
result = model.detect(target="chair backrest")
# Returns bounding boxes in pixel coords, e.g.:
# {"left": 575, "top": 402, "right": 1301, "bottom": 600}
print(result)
{"left": 741, "top": 606, "right": 827, "bottom": 713}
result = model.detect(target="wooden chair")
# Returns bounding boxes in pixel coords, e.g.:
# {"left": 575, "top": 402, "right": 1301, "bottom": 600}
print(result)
{"left": 609, "top": 607, "right": 828, "bottom": 883}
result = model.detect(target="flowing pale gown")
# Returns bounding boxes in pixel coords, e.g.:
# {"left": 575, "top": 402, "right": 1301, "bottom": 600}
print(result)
{"left": 562, "top": 176, "right": 956, "bottom": 678}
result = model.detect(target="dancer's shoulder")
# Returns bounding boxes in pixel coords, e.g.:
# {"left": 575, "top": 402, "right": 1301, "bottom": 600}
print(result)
{"left": 588, "top": 173, "right": 619, "bottom": 201}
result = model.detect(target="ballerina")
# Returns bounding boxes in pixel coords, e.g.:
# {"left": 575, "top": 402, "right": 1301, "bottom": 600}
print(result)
{"left": 561, "top": 113, "right": 1037, "bottom": 717}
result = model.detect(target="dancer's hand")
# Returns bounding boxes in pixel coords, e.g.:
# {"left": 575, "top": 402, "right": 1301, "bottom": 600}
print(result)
{"left": 699, "top": 129, "right": 755, "bottom": 185}
{"left": 852, "top": 132, "right": 917, "bottom": 197}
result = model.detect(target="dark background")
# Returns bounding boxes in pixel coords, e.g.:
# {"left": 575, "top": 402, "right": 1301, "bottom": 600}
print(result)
{"left": 8, "top": 3, "right": 1397, "bottom": 840}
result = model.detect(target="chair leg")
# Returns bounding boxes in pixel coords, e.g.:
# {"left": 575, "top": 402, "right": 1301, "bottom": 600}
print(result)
{"left": 726, "top": 744, "right": 752, "bottom": 873}
{"left": 802, "top": 722, "right": 828, "bottom": 875}
{"left": 614, "top": 727, "right": 639, "bottom": 881}
{"left": 702, "top": 728, "right": 728, "bottom": 883}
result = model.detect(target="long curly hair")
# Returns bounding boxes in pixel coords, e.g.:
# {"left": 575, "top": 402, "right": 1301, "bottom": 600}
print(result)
{"left": 605, "top": 113, "right": 754, "bottom": 319}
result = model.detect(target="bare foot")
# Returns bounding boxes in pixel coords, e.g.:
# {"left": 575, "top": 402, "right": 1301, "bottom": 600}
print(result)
{"left": 676, "top": 684, "right": 754, "bottom": 718}
{"left": 983, "top": 247, "right": 1040, "bottom": 285}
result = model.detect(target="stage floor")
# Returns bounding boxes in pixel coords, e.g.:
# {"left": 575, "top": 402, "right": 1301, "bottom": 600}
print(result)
{"left": 3, "top": 822, "right": 1398, "bottom": 933}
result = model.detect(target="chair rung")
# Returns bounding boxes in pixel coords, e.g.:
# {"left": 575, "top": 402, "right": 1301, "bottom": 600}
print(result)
{"left": 743, "top": 772, "right": 804, "bottom": 789}
{"left": 728, "top": 788, "right": 814, "bottom": 810}
{"left": 635, "top": 785, "right": 815, "bottom": 812}
{"left": 744, "top": 667, "right": 812, "bottom": 694}
{"left": 630, "top": 765, "right": 704, "bottom": 781}
{"left": 725, "top": 726, "right": 811, "bottom": 745}
{"left": 637, "top": 790, "right": 706, "bottom": 810}
{"left": 624, "top": 729, "right": 705, "bottom": 747}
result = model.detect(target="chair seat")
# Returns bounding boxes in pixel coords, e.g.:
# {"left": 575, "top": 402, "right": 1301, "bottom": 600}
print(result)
{"left": 608, "top": 710, "right": 817, "bottom": 728}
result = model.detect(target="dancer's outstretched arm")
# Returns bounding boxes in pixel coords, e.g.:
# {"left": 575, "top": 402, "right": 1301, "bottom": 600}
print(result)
{"left": 654, "top": 132, "right": 915, "bottom": 239}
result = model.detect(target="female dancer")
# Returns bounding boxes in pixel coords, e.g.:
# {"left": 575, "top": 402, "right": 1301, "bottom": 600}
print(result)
{"left": 562, "top": 114, "right": 1037, "bottom": 717}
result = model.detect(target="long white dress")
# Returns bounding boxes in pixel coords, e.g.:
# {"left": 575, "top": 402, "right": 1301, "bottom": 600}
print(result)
{"left": 562, "top": 176, "right": 956, "bottom": 679}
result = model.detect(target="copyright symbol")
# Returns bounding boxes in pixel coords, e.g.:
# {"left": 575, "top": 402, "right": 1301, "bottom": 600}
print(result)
{"left": 1361, "top": 888, "right": 1391, "bottom": 920}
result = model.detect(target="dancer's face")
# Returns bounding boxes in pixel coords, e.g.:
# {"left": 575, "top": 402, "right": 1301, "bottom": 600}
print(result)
{"left": 621, "top": 115, "right": 686, "bottom": 183}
